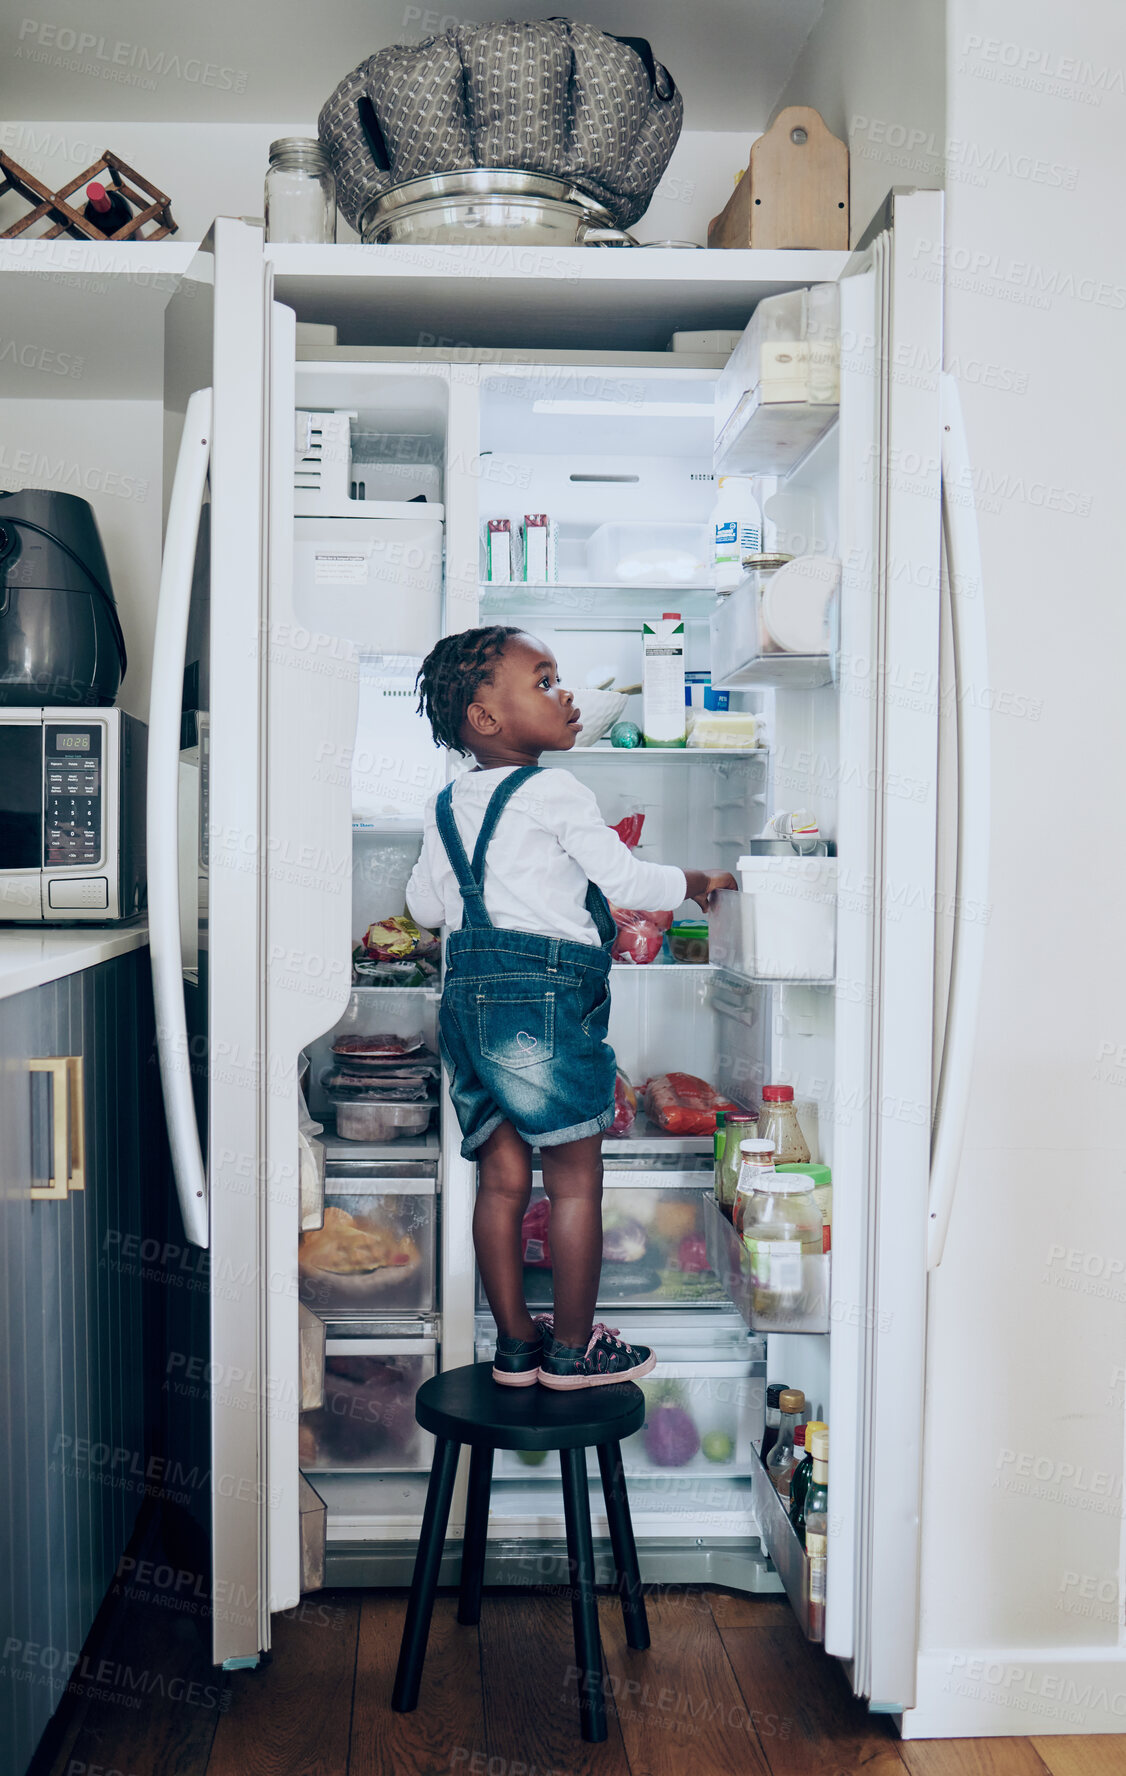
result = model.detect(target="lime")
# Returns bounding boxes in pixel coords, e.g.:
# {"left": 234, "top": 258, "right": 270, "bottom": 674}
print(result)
{"left": 701, "top": 1430, "right": 734, "bottom": 1463}
{"left": 516, "top": 1447, "right": 548, "bottom": 1466}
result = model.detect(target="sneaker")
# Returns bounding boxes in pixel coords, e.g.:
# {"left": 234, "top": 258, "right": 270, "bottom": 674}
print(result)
{"left": 492, "top": 1314, "right": 553, "bottom": 1387}
{"left": 538, "top": 1322, "right": 656, "bottom": 1390}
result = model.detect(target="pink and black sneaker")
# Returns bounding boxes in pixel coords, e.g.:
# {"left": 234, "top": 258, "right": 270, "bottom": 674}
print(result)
{"left": 538, "top": 1322, "right": 656, "bottom": 1390}
{"left": 492, "top": 1314, "right": 554, "bottom": 1386}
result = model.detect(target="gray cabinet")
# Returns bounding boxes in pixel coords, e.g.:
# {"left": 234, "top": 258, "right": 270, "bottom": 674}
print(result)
{"left": 0, "top": 949, "right": 161, "bottom": 1776}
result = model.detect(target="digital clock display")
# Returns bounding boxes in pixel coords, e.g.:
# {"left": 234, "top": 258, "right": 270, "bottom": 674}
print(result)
{"left": 55, "top": 733, "right": 91, "bottom": 752}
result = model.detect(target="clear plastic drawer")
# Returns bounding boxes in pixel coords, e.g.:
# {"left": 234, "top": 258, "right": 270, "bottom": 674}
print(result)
{"left": 492, "top": 1180, "right": 726, "bottom": 1312}
{"left": 299, "top": 1181, "right": 437, "bottom": 1314}
{"left": 299, "top": 1338, "right": 436, "bottom": 1472}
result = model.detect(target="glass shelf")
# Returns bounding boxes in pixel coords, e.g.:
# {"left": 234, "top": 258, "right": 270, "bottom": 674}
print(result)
{"left": 478, "top": 582, "right": 719, "bottom": 622}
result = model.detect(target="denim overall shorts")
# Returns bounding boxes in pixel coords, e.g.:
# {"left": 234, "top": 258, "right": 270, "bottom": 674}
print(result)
{"left": 435, "top": 765, "right": 618, "bottom": 1158}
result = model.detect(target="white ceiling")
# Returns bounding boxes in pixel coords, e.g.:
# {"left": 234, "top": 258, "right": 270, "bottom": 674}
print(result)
{"left": 1, "top": 0, "right": 826, "bottom": 128}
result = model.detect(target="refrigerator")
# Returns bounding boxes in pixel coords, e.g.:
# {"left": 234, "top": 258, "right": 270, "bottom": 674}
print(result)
{"left": 149, "top": 190, "right": 957, "bottom": 1713}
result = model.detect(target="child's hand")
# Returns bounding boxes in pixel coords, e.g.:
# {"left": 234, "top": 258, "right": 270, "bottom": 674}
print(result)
{"left": 684, "top": 869, "right": 739, "bottom": 912}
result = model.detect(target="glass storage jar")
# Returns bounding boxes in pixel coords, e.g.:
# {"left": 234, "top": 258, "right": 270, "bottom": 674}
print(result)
{"left": 757, "top": 1084, "right": 810, "bottom": 1165}
{"left": 732, "top": 1138, "right": 776, "bottom": 1237}
{"left": 265, "top": 138, "right": 337, "bottom": 243}
{"left": 717, "top": 1113, "right": 760, "bottom": 1211}
{"left": 740, "top": 1170, "right": 823, "bottom": 1321}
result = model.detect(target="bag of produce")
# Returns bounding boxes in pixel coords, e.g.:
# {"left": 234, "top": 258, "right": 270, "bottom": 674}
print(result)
{"left": 610, "top": 1068, "right": 638, "bottom": 1136}
{"left": 521, "top": 1196, "right": 553, "bottom": 1267}
{"left": 609, "top": 904, "right": 673, "bottom": 964}
{"left": 643, "top": 1071, "right": 742, "bottom": 1135}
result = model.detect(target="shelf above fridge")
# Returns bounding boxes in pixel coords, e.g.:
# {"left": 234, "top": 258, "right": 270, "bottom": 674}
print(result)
{"left": 703, "top": 1193, "right": 830, "bottom": 1335}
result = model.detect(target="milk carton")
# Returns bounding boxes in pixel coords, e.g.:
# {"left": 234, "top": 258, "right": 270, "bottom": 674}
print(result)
{"left": 642, "top": 613, "right": 686, "bottom": 747}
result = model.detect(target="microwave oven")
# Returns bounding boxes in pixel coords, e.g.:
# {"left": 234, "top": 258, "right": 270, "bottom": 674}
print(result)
{"left": 0, "top": 708, "right": 146, "bottom": 922}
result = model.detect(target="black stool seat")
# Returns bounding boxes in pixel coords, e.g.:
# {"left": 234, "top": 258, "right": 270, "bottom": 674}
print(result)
{"left": 392, "top": 1362, "right": 651, "bottom": 1744}
{"left": 415, "top": 1362, "right": 645, "bottom": 1450}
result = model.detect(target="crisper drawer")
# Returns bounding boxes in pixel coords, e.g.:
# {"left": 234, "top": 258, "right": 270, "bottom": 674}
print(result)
{"left": 299, "top": 1176, "right": 436, "bottom": 1314}
{"left": 505, "top": 1178, "right": 726, "bottom": 1311}
{"left": 300, "top": 1337, "right": 436, "bottom": 1472}
{"left": 704, "top": 1192, "right": 830, "bottom": 1334}
{"left": 490, "top": 1359, "right": 765, "bottom": 1483}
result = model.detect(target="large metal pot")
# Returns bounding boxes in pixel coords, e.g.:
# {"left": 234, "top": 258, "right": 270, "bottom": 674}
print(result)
{"left": 359, "top": 169, "right": 636, "bottom": 247}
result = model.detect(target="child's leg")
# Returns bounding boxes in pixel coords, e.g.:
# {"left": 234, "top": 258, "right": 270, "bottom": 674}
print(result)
{"left": 474, "top": 1120, "right": 537, "bottom": 1343}
{"left": 539, "top": 1131, "right": 604, "bottom": 1348}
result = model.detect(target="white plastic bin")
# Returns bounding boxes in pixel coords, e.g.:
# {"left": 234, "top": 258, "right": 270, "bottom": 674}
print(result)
{"left": 294, "top": 510, "right": 444, "bottom": 657}
{"left": 710, "top": 859, "right": 836, "bottom": 982}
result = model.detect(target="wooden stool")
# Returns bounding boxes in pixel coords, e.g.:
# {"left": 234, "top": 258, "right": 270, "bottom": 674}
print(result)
{"left": 391, "top": 1362, "right": 650, "bottom": 1742}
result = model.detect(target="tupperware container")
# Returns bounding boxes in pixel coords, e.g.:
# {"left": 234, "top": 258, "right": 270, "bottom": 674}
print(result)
{"left": 329, "top": 1097, "right": 434, "bottom": 1142}
{"left": 585, "top": 521, "right": 711, "bottom": 588}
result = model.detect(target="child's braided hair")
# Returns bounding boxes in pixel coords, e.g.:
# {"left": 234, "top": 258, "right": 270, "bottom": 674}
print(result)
{"left": 415, "top": 625, "right": 524, "bottom": 754}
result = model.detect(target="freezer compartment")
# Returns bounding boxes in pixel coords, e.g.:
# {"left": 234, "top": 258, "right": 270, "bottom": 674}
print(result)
{"left": 299, "top": 1181, "right": 437, "bottom": 1314}
{"left": 300, "top": 1337, "right": 437, "bottom": 1472}
{"left": 748, "top": 1443, "right": 823, "bottom": 1641}
{"left": 306, "top": 985, "right": 440, "bottom": 1120}
{"left": 704, "top": 1192, "right": 830, "bottom": 1334}
{"left": 492, "top": 1180, "right": 726, "bottom": 1311}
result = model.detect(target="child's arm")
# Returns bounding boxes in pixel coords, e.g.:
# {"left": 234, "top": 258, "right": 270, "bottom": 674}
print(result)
{"left": 536, "top": 774, "right": 732, "bottom": 912}
{"left": 405, "top": 819, "right": 446, "bottom": 930}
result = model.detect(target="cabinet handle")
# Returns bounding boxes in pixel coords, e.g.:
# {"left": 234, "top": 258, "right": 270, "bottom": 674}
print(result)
{"left": 28, "top": 1057, "right": 85, "bottom": 1200}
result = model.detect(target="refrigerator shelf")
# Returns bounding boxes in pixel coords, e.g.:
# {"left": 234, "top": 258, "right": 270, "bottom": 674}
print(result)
{"left": 748, "top": 1443, "right": 824, "bottom": 1642}
{"left": 714, "top": 392, "right": 839, "bottom": 478}
{"left": 319, "top": 1119, "right": 440, "bottom": 1165}
{"left": 479, "top": 583, "right": 719, "bottom": 622}
{"left": 704, "top": 1193, "right": 830, "bottom": 1335}
{"left": 714, "top": 652, "right": 835, "bottom": 692}
{"left": 547, "top": 745, "right": 768, "bottom": 760}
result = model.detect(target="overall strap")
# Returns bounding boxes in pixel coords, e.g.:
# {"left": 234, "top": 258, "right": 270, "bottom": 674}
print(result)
{"left": 434, "top": 766, "right": 541, "bottom": 929}
{"left": 585, "top": 880, "right": 618, "bottom": 948}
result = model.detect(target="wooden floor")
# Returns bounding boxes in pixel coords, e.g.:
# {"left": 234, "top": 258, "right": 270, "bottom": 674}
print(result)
{"left": 36, "top": 1575, "right": 1126, "bottom": 1776}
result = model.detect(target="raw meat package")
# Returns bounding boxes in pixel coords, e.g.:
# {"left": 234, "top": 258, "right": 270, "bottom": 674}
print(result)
{"left": 643, "top": 1072, "right": 742, "bottom": 1136}
{"left": 610, "top": 1069, "right": 638, "bottom": 1136}
{"left": 609, "top": 905, "right": 674, "bottom": 965}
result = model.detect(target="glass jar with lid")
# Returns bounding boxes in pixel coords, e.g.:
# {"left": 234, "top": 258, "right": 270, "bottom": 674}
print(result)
{"left": 740, "top": 1169, "right": 822, "bottom": 1320}
{"left": 732, "top": 1137, "right": 775, "bottom": 1237}
{"left": 265, "top": 138, "right": 337, "bottom": 243}
{"left": 757, "top": 1084, "right": 810, "bottom": 1166}
{"left": 717, "top": 1112, "right": 760, "bottom": 1211}
{"left": 742, "top": 553, "right": 793, "bottom": 652}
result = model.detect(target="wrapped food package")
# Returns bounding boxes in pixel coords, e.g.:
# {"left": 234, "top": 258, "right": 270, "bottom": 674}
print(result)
{"left": 643, "top": 1072, "right": 742, "bottom": 1136}
{"left": 609, "top": 905, "right": 674, "bottom": 965}
{"left": 610, "top": 1069, "right": 638, "bottom": 1137}
{"left": 521, "top": 1196, "right": 552, "bottom": 1267}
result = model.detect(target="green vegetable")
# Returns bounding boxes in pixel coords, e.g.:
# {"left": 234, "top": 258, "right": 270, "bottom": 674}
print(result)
{"left": 702, "top": 1430, "right": 734, "bottom": 1463}
{"left": 516, "top": 1447, "right": 548, "bottom": 1467}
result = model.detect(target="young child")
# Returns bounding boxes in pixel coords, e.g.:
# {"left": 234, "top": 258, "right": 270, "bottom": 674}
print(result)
{"left": 406, "top": 625, "right": 735, "bottom": 1390}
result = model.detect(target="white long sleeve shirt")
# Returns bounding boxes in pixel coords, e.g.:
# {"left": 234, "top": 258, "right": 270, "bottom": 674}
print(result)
{"left": 405, "top": 766, "right": 688, "bottom": 946}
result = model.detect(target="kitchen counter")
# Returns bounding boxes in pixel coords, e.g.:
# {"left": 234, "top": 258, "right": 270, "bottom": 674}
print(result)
{"left": 0, "top": 922, "right": 149, "bottom": 1001}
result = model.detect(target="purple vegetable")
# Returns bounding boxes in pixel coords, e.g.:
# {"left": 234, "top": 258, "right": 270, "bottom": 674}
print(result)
{"left": 643, "top": 1402, "right": 700, "bottom": 1467}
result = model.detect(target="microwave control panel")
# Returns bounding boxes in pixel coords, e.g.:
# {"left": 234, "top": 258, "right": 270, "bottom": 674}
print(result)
{"left": 45, "top": 723, "right": 103, "bottom": 866}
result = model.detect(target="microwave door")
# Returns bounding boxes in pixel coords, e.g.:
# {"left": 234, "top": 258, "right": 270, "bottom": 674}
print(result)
{"left": 0, "top": 721, "right": 45, "bottom": 916}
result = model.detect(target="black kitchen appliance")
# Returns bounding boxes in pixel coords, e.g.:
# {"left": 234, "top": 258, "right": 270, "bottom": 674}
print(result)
{"left": 0, "top": 488, "right": 128, "bottom": 706}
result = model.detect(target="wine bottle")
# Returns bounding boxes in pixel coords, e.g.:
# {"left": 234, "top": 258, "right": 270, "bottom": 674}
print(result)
{"left": 83, "top": 181, "right": 133, "bottom": 236}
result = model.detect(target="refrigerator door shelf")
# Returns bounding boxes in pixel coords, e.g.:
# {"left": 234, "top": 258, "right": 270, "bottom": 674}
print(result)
{"left": 715, "top": 392, "right": 839, "bottom": 479}
{"left": 299, "top": 1189, "right": 438, "bottom": 1315}
{"left": 299, "top": 1475, "right": 328, "bottom": 1594}
{"left": 299, "top": 1303, "right": 326, "bottom": 1410}
{"left": 300, "top": 1339, "right": 438, "bottom": 1473}
{"left": 704, "top": 1194, "right": 830, "bottom": 1335}
{"left": 749, "top": 1443, "right": 823, "bottom": 1641}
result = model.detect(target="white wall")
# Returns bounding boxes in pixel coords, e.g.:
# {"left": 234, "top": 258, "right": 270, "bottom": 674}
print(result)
{"left": 0, "top": 120, "right": 754, "bottom": 246}
{"left": 1, "top": 399, "right": 163, "bottom": 721}
{"left": 773, "top": 0, "right": 946, "bottom": 243}
{"left": 914, "top": 0, "right": 1126, "bottom": 1687}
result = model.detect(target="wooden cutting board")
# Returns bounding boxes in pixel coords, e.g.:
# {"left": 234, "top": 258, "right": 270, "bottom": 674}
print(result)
{"left": 708, "top": 104, "right": 849, "bottom": 249}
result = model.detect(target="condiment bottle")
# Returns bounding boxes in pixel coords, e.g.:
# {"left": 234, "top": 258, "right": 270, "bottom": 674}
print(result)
{"left": 732, "top": 1138, "right": 776, "bottom": 1237}
{"left": 719, "top": 1113, "right": 760, "bottom": 1211}
{"left": 761, "top": 1381, "right": 790, "bottom": 1459}
{"left": 741, "top": 1170, "right": 822, "bottom": 1320}
{"left": 789, "top": 1419, "right": 827, "bottom": 1541}
{"left": 766, "top": 1388, "right": 805, "bottom": 1497}
{"left": 757, "top": 1084, "right": 810, "bottom": 1166}
{"left": 805, "top": 1428, "right": 830, "bottom": 1631}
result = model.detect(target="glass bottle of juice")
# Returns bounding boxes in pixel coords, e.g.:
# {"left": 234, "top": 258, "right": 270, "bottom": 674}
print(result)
{"left": 766, "top": 1388, "right": 805, "bottom": 1497}
{"left": 789, "top": 1418, "right": 827, "bottom": 1540}
{"left": 758, "top": 1085, "right": 810, "bottom": 1166}
{"left": 732, "top": 1139, "right": 776, "bottom": 1237}
{"left": 741, "top": 1171, "right": 822, "bottom": 1320}
{"left": 805, "top": 1427, "right": 829, "bottom": 1634}
{"left": 719, "top": 1113, "right": 759, "bottom": 1211}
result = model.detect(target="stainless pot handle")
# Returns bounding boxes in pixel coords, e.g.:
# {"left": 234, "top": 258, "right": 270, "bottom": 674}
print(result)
{"left": 576, "top": 222, "right": 637, "bottom": 247}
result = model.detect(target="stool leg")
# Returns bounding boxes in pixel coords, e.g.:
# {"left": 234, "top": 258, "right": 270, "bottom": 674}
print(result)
{"left": 392, "top": 1436, "right": 460, "bottom": 1712}
{"left": 559, "top": 1446, "right": 606, "bottom": 1744}
{"left": 457, "top": 1443, "right": 494, "bottom": 1626}
{"left": 597, "top": 1440, "right": 650, "bottom": 1651}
